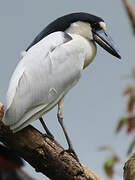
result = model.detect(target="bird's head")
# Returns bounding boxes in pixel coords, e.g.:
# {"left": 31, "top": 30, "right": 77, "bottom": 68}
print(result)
{"left": 27, "top": 12, "right": 121, "bottom": 59}
{"left": 64, "top": 13, "right": 121, "bottom": 59}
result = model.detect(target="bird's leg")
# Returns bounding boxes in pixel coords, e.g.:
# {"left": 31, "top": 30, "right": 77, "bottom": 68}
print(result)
{"left": 57, "top": 97, "right": 79, "bottom": 162}
{"left": 39, "top": 117, "right": 54, "bottom": 139}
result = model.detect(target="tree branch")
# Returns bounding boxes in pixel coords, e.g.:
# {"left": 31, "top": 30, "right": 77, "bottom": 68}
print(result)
{"left": 122, "top": 0, "right": 135, "bottom": 34}
{"left": 124, "top": 153, "right": 135, "bottom": 180}
{"left": 0, "top": 103, "right": 103, "bottom": 180}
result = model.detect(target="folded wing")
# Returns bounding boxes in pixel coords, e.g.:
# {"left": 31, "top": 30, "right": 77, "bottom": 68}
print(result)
{"left": 3, "top": 32, "right": 85, "bottom": 132}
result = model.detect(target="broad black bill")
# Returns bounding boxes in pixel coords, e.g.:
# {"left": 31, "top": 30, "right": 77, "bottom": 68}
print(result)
{"left": 93, "top": 29, "right": 121, "bottom": 59}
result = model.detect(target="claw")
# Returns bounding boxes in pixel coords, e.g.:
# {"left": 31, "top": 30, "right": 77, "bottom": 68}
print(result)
{"left": 42, "top": 133, "right": 54, "bottom": 141}
{"left": 61, "top": 148, "right": 79, "bottom": 162}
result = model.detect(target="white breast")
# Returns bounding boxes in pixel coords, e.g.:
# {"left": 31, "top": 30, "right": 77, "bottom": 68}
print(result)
{"left": 68, "top": 33, "right": 97, "bottom": 68}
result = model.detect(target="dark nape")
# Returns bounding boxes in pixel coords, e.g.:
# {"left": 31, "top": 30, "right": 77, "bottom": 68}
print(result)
{"left": 26, "top": 12, "right": 103, "bottom": 51}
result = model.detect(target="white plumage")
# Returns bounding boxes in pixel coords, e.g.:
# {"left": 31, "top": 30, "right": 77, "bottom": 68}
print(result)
{"left": 2, "top": 12, "right": 121, "bottom": 161}
{"left": 3, "top": 31, "right": 96, "bottom": 132}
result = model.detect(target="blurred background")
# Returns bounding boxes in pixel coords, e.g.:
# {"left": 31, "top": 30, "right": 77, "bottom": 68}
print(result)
{"left": 0, "top": 0, "right": 134, "bottom": 179}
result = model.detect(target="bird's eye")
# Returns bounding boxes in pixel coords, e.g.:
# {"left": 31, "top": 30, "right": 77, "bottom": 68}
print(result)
{"left": 91, "top": 23, "right": 101, "bottom": 31}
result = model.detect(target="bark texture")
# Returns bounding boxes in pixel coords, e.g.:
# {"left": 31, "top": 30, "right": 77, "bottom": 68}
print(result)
{"left": 0, "top": 103, "right": 103, "bottom": 180}
{"left": 124, "top": 153, "right": 135, "bottom": 180}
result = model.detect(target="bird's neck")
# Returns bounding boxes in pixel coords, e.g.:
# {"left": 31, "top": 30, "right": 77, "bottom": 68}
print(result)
{"left": 65, "top": 21, "right": 97, "bottom": 68}
{"left": 82, "top": 39, "right": 97, "bottom": 69}
{"left": 65, "top": 33, "right": 97, "bottom": 69}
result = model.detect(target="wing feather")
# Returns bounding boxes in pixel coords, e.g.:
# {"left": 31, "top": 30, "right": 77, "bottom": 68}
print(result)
{"left": 3, "top": 32, "right": 85, "bottom": 131}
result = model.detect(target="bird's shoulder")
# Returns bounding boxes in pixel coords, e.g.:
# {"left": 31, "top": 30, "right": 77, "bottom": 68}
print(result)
{"left": 27, "top": 31, "right": 72, "bottom": 54}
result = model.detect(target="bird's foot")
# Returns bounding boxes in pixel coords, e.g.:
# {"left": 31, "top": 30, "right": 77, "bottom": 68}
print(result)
{"left": 42, "top": 133, "right": 54, "bottom": 141}
{"left": 61, "top": 148, "right": 79, "bottom": 162}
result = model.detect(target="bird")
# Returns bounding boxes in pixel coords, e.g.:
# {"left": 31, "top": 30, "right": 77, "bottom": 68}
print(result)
{"left": 0, "top": 144, "right": 33, "bottom": 180}
{"left": 2, "top": 12, "right": 121, "bottom": 161}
